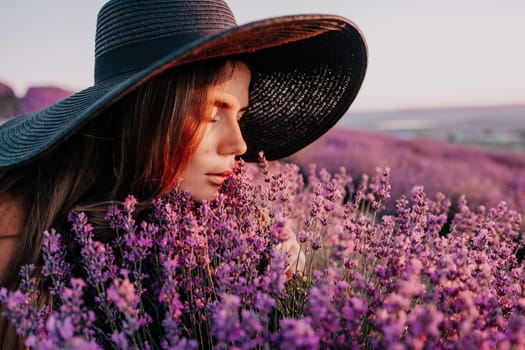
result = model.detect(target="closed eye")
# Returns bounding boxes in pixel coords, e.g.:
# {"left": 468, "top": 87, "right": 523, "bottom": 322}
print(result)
{"left": 213, "top": 101, "right": 249, "bottom": 121}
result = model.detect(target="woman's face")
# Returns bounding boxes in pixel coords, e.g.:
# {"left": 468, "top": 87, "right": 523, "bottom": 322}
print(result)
{"left": 179, "top": 62, "right": 250, "bottom": 201}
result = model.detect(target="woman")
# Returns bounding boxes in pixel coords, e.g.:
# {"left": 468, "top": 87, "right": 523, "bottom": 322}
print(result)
{"left": 0, "top": 0, "right": 367, "bottom": 346}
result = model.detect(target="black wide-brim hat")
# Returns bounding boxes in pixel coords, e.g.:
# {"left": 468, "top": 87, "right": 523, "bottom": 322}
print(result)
{"left": 0, "top": 0, "right": 367, "bottom": 168}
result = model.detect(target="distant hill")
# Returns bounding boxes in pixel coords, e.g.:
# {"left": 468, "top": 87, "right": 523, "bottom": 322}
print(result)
{"left": 0, "top": 82, "right": 72, "bottom": 123}
{"left": 0, "top": 82, "right": 17, "bottom": 120}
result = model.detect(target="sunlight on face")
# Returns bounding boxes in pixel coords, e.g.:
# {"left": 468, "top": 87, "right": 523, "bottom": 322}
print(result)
{"left": 179, "top": 62, "right": 250, "bottom": 201}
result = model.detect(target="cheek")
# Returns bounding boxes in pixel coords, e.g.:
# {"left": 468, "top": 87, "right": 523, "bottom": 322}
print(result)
{"left": 180, "top": 124, "right": 216, "bottom": 182}
{"left": 183, "top": 138, "right": 211, "bottom": 179}
{"left": 191, "top": 128, "right": 215, "bottom": 159}
{"left": 188, "top": 144, "right": 210, "bottom": 170}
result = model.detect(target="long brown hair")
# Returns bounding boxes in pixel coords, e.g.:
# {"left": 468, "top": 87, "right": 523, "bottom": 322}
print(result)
{"left": 0, "top": 58, "right": 247, "bottom": 347}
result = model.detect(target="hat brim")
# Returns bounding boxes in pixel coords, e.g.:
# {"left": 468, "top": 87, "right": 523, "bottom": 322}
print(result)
{"left": 0, "top": 14, "right": 367, "bottom": 168}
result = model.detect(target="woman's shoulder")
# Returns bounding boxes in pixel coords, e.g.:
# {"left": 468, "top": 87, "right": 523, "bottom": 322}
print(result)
{"left": 0, "top": 193, "right": 24, "bottom": 281}
{"left": 0, "top": 192, "right": 25, "bottom": 237}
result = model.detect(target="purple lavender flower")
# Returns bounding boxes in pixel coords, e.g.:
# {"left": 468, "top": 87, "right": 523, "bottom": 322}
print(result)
{"left": 211, "top": 293, "right": 266, "bottom": 349}
{"left": 42, "top": 229, "right": 71, "bottom": 295}
{"left": 273, "top": 318, "right": 320, "bottom": 350}
{"left": 70, "top": 211, "right": 117, "bottom": 285}
{"left": 107, "top": 271, "right": 150, "bottom": 341}
{"left": 406, "top": 304, "right": 444, "bottom": 340}
{"left": 1, "top": 157, "right": 524, "bottom": 349}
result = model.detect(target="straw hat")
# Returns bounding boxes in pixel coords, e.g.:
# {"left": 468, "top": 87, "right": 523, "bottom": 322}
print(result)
{"left": 0, "top": 0, "right": 367, "bottom": 167}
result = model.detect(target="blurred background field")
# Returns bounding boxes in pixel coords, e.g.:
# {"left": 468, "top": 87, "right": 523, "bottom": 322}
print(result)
{"left": 2, "top": 82, "right": 524, "bottom": 224}
{"left": 290, "top": 105, "right": 525, "bottom": 223}
{"left": 290, "top": 126, "right": 525, "bottom": 219}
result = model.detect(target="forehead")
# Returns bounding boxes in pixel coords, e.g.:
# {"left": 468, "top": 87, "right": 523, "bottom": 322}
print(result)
{"left": 216, "top": 60, "right": 251, "bottom": 86}
{"left": 201, "top": 61, "right": 251, "bottom": 99}
{"left": 188, "top": 60, "right": 251, "bottom": 110}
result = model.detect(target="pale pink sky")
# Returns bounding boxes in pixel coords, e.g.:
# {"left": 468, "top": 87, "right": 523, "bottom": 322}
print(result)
{"left": 1, "top": 0, "right": 525, "bottom": 112}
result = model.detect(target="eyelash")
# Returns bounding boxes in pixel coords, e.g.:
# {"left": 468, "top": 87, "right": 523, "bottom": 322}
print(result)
{"left": 209, "top": 106, "right": 244, "bottom": 123}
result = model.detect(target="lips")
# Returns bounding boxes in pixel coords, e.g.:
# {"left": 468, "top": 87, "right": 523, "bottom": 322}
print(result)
{"left": 205, "top": 170, "right": 233, "bottom": 186}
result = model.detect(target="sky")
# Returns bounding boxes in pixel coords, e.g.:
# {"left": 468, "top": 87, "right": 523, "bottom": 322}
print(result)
{"left": 1, "top": 0, "right": 525, "bottom": 112}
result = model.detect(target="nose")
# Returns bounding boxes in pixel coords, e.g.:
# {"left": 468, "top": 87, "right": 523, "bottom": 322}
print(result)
{"left": 219, "top": 119, "right": 247, "bottom": 156}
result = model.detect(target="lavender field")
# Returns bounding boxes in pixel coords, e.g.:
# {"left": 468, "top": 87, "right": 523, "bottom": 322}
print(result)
{"left": 1, "top": 82, "right": 525, "bottom": 348}
{"left": 2, "top": 157, "right": 524, "bottom": 348}
{"left": 290, "top": 127, "right": 525, "bottom": 226}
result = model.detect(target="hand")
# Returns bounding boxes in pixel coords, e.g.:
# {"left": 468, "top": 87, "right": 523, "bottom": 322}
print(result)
{"left": 276, "top": 226, "right": 305, "bottom": 281}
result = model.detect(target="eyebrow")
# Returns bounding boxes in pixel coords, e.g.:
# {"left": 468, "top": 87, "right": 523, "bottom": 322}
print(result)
{"left": 215, "top": 99, "right": 249, "bottom": 112}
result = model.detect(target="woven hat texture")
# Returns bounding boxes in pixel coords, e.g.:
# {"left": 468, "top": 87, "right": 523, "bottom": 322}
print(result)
{"left": 0, "top": 0, "right": 367, "bottom": 167}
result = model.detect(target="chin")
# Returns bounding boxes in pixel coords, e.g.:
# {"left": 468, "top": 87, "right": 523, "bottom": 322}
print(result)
{"left": 190, "top": 188, "right": 219, "bottom": 202}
